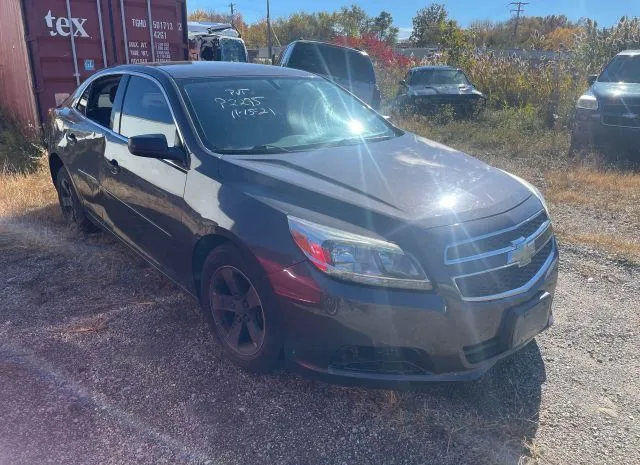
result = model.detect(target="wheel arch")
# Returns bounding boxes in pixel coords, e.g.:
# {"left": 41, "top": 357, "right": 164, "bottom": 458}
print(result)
{"left": 48, "top": 152, "right": 64, "bottom": 184}
{"left": 191, "top": 230, "right": 266, "bottom": 300}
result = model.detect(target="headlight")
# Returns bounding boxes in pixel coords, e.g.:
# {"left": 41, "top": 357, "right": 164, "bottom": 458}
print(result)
{"left": 500, "top": 170, "right": 549, "bottom": 214}
{"left": 576, "top": 93, "right": 598, "bottom": 110}
{"left": 288, "top": 217, "right": 432, "bottom": 290}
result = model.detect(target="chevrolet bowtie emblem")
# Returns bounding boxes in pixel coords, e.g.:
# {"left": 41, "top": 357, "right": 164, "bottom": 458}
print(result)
{"left": 508, "top": 237, "right": 536, "bottom": 267}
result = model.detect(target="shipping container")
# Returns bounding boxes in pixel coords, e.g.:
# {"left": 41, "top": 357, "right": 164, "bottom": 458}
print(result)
{"left": 0, "top": 0, "right": 188, "bottom": 130}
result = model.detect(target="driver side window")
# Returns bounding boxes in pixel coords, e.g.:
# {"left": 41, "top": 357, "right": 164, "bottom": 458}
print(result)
{"left": 118, "top": 76, "right": 180, "bottom": 148}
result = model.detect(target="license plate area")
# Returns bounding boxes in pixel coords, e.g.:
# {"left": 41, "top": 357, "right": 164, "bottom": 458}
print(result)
{"left": 502, "top": 293, "right": 552, "bottom": 348}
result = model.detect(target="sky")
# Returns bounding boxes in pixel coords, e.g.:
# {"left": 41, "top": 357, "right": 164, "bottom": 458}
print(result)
{"left": 188, "top": 0, "right": 638, "bottom": 39}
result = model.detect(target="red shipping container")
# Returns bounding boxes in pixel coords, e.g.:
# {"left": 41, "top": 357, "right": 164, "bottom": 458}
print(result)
{"left": 0, "top": 0, "right": 188, "bottom": 130}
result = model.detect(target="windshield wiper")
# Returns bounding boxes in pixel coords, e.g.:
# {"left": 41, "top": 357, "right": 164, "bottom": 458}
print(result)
{"left": 325, "top": 134, "right": 396, "bottom": 147}
{"left": 217, "top": 144, "right": 292, "bottom": 154}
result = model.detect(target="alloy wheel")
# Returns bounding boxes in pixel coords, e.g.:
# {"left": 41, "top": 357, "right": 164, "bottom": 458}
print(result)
{"left": 210, "top": 266, "right": 266, "bottom": 357}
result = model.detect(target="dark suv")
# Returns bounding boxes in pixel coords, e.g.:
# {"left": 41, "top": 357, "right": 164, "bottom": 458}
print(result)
{"left": 572, "top": 50, "right": 640, "bottom": 154}
{"left": 278, "top": 40, "right": 382, "bottom": 110}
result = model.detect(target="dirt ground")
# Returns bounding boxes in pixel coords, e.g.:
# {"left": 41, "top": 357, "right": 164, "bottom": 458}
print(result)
{"left": 1, "top": 182, "right": 639, "bottom": 464}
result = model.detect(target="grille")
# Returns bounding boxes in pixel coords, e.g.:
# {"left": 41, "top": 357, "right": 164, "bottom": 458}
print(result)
{"left": 329, "top": 346, "right": 433, "bottom": 375}
{"left": 447, "top": 211, "right": 548, "bottom": 262}
{"left": 454, "top": 240, "right": 553, "bottom": 299}
{"left": 601, "top": 103, "right": 640, "bottom": 115}
{"left": 602, "top": 114, "right": 640, "bottom": 128}
{"left": 601, "top": 103, "right": 640, "bottom": 128}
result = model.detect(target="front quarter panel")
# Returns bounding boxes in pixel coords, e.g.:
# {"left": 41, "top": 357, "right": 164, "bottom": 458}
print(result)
{"left": 183, "top": 156, "right": 304, "bottom": 277}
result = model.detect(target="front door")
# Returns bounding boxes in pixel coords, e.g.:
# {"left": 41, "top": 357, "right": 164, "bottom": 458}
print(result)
{"left": 99, "top": 75, "right": 188, "bottom": 278}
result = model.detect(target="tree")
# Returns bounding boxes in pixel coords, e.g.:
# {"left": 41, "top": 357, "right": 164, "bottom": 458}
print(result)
{"left": 272, "top": 12, "right": 338, "bottom": 44}
{"left": 541, "top": 27, "right": 580, "bottom": 50}
{"left": 188, "top": 9, "right": 248, "bottom": 38}
{"left": 410, "top": 3, "right": 448, "bottom": 46}
{"left": 370, "top": 11, "right": 399, "bottom": 45}
{"left": 468, "top": 19, "right": 495, "bottom": 47}
{"left": 335, "top": 5, "right": 370, "bottom": 37}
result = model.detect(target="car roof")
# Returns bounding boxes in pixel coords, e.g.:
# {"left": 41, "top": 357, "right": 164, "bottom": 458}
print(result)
{"left": 617, "top": 50, "right": 640, "bottom": 56}
{"left": 289, "top": 40, "right": 369, "bottom": 56}
{"left": 410, "top": 65, "right": 459, "bottom": 72}
{"left": 106, "top": 61, "right": 315, "bottom": 79}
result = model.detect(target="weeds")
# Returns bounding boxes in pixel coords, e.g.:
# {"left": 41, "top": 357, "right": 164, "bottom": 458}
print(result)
{"left": 0, "top": 109, "right": 43, "bottom": 174}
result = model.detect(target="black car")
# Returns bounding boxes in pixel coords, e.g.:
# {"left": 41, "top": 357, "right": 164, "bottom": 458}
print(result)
{"left": 278, "top": 40, "right": 382, "bottom": 110}
{"left": 47, "top": 62, "right": 557, "bottom": 387}
{"left": 395, "top": 65, "right": 486, "bottom": 117}
{"left": 572, "top": 50, "right": 640, "bottom": 155}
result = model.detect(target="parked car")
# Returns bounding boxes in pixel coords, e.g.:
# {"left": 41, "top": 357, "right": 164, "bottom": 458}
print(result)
{"left": 395, "top": 65, "right": 486, "bottom": 118}
{"left": 572, "top": 50, "right": 640, "bottom": 155}
{"left": 188, "top": 22, "right": 248, "bottom": 63}
{"left": 277, "top": 40, "right": 382, "bottom": 110}
{"left": 47, "top": 62, "right": 557, "bottom": 387}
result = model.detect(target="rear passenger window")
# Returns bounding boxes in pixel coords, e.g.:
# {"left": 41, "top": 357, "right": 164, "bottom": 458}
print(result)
{"left": 77, "top": 75, "right": 122, "bottom": 129}
{"left": 119, "top": 76, "right": 179, "bottom": 147}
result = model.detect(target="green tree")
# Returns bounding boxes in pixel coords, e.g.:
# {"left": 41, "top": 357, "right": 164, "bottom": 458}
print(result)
{"left": 370, "top": 11, "right": 399, "bottom": 45}
{"left": 335, "top": 5, "right": 370, "bottom": 37}
{"left": 410, "top": 3, "right": 448, "bottom": 46}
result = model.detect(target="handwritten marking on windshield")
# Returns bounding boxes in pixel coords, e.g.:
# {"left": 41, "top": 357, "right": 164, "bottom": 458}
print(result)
{"left": 215, "top": 97, "right": 264, "bottom": 109}
{"left": 225, "top": 88, "right": 250, "bottom": 96}
{"left": 231, "top": 107, "right": 276, "bottom": 119}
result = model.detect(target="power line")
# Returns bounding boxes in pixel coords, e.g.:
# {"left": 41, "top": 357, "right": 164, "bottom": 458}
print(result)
{"left": 509, "top": 1, "right": 528, "bottom": 45}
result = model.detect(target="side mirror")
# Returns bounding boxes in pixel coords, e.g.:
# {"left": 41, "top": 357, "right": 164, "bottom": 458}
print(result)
{"left": 128, "top": 134, "right": 184, "bottom": 162}
{"left": 399, "top": 79, "right": 406, "bottom": 86}
{"left": 587, "top": 74, "right": 598, "bottom": 85}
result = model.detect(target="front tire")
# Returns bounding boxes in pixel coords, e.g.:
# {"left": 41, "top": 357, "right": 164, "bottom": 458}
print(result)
{"left": 200, "top": 244, "right": 283, "bottom": 373}
{"left": 55, "top": 167, "right": 97, "bottom": 232}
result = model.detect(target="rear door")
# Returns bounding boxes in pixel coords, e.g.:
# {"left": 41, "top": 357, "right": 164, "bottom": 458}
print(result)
{"left": 99, "top": 73, "right": 188, "bottom": 277}
{"left": 63, "top": 74, "right": 123, "bottom": 215}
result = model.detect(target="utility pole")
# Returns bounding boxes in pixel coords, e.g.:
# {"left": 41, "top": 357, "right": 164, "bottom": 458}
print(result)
{"left": 509, "top": 1, "right": 528, "bottom": 46}
{"left": 267, "top": 0, "right": 272, "bottom": 63}
{"left": 228, "top": 2, "right": 235, "bottom": 27}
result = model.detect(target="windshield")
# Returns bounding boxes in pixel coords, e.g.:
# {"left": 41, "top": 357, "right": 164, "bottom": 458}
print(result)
{"left": 409, "top": 69, "right": 470, "bottom": 86}
{"left": 599, "top": 55, "right": 640, "bottom": 84}
{"left": 288, "top": 43, "right": 375, "bottom": 84}
{"left": 220, "top": 38, "right": 247, "bottom": 62}
{"left": 179, "top": 77, "right": 396, "bottom": 153}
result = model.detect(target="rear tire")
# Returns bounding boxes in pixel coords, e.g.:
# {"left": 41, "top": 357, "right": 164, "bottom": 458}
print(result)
{"left": 55, "top": 167, "right": 98, "bottom": 233}
{"left": 200, "top": 244, "right": 283, "bottom": 373}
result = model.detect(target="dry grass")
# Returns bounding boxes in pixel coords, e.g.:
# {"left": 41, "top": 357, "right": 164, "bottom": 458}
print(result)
{"left": 556, "top": 232, "right": 640, "bottom": 264}
{"left": 546, "top": 168, "right": 640, "bottom": 213}
{"left": 0, "top": 157, "right": 57, "bottom": 221}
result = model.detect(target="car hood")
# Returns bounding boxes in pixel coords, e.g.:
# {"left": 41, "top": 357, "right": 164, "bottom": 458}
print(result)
{"left": 219, "top": 133, "right": 532, "bottom": 229}
{"left": 407, "top": 84, "right": 483, "bottom": 97}
{"left": 592, "top": 81, "right": 640, "bottom": 102}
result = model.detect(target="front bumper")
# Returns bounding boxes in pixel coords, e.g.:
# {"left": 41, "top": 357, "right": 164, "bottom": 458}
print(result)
{"left": 573, "top": 109, "right": 640, "bottom": 149}
{"left": 398, "top": 95, "right": 486, "bottom": 117}
{"left": 270, "top": 242, "right": 558, "bottom": 388}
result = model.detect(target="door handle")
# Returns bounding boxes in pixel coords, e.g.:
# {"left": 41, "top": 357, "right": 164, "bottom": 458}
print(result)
{"left": 66, "top": 133, "right": 77, "bottom": 144}
{"left": 108, "top": 158, "right": 120, "bottom": 175}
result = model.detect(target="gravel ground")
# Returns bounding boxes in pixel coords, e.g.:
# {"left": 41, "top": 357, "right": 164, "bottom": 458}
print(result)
{"left": 0, "top": 212, "right": 639, "bottom": 465}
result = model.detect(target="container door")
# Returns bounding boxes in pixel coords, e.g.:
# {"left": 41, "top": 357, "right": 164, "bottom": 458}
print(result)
{"left": 21, "top": 0, "right": 114, "bottom": 126}
{"left": 113, "top": 0, "right": 187, "bottom": 64}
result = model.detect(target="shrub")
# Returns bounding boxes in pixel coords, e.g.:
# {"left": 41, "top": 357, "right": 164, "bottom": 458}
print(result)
{"left": 0, "top": 108, "right": 43, "bottom": 174}
{"left": 572, "top": 16, "right": 640, "bottom": 74}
